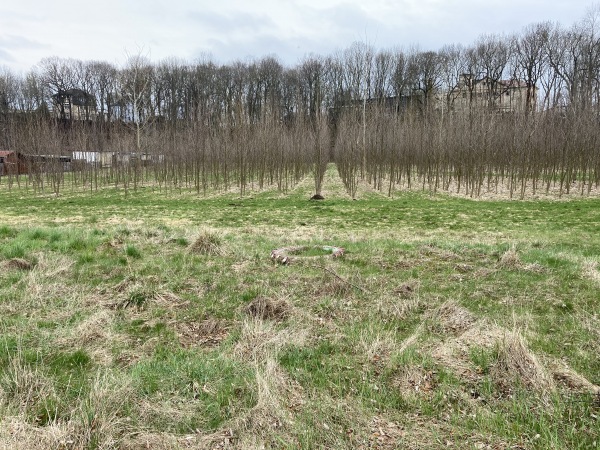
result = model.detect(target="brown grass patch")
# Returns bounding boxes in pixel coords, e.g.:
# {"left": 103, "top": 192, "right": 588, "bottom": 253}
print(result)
{"left": 101, "top": 281, "right": 188, "bottom": 312}
{"left": 151, "top": 291, "right": 189, "bottom": 309}
{"left": 244, "top": 296, "right": 291, "bottom": 321}
{"left": 358, "top": 326, "right": 397, "bottom": 364}
{"left": 394, "top": 283, "right": 416, "bottom": 298}
{"left": 120, "top": 432, "right": 192, "bottom": 450}
{"left": 376, "top": 286, "right": 423, "bottom": 321}
{"left": 317, "top": 275, "right": 355, "bottom": 297}
{"left": 419, "top": 244, "right": 458, "bottom": 261}
{"left": 53, "top": 310, "right": 118, "bottom": 366}
{"left": 175, "top": 318, "right": 229, "bottom": 348}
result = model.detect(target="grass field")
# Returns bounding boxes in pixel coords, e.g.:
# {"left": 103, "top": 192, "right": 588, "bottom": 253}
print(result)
{"left": 0, "top": 167, "right": 599, "bottom": 449}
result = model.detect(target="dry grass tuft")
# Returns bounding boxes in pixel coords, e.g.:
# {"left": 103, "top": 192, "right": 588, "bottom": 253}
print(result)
{"left": 498, "top": 246, "right": 521, "bottom": 269}
{"left": 427, "top": 301, "right": 476, "bottom": 335}
{"left": 53, "top": 310, "right": 117, "bottom": 366}
{"left": 431, "top": 322, "right": 507, "bottom": 383}
{"left": 549, "top": 361, "right": 600, "bottom": 395}
{"left": 491, "top": 331, "right": 555, "bottom": 395}
{"left": 317, "top": 275, "right": 356, "bottom": 297}
{"left": 376, "top": 289, "right": 423, "bottom": 321}
{"left": 188, "top": 229, "right": 223, "bottom": 256}
{"left": 244, "top": 296, "right": 291, "bottom": 321}
{"left": 234, "top": 318, "right": 307, "bottom": 363}
{"left": 152, "top": 290, "right": 189, "bottom": 309}
{"left": 0, "top": 354, "right": 55, "bottom": 417}
{"left": 199, "top": 358, "right": 305, "bottom": 449}
{"left": 3, "top": 258, "right": 33, "bottom": 271}
{"left": 71, "top": 310, "right": 114, "bottom": 345}
{"left": 175, "top": 318, "right": 229, "bottom": 348}
{"left": 358, "top": 326, "right": 397, "bottom": 364}
{"left": 0, "top": 418, "right": 75, "bottom": 450}
{"left": 581, "top": 259, "right": 600, "bottom": 285}
{"left": 238, "top": 359, "right": 300, "bottom": 439}
{"left": 419, "top": 244, "right": 458, "bottom": 261}
{"left": 120, "top": 432, "right": 190, "bottom": 450}
{"left": 71, "top": 372, "right": 135, "bottom": 448}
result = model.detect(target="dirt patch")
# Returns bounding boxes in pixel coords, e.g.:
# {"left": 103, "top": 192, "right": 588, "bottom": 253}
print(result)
{"left": 364, "top": 416, "right": 406, "bottom": 449}
{"left": 175, "top": 318, "right": 229, "bottom": 348}
{"left": 393, "top": 366, "right": 437, "bottom": 398}
{"left": 244, "top": 296, "right": 291, "bottom": 321}
{"left": 3, "top": 258, "right": 33, "bottom": 270}
{"left": 394, "top": 283, "right": 416, "bottom": 298}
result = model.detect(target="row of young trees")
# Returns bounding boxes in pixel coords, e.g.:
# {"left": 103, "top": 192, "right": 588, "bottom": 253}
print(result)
{"left": 1, "top": 7, "right": 600, "bottom": 197}
{"left": 336, "top": 107, "right": 600, "bottom": 199}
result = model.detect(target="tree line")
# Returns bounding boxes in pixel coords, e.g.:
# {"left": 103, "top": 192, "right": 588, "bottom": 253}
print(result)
{"left": 1, "top": 7, "right": 600, "bottom": 197}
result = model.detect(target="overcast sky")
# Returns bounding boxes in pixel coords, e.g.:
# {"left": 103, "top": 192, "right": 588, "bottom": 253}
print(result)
{"left": 0, "top": 0, "right": 596, "bottom": 73}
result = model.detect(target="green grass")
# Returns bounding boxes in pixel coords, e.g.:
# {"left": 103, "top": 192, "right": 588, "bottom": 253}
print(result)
{"left": 0, "top": 167, "right": 598, "bottom": 449}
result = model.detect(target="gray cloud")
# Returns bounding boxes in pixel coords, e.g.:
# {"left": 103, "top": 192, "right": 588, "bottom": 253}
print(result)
{"left": 0, "top": 0, "right": 596, "bottom": 72}
{"left": 0, "top": 48, "right": 16, "bottom": 64}
{"left": 0, "top": 35, "right": 50, "bottom": 51}
{"left": 190, "top": 2, "right": 392, "bottom": 65}
{"left": 197, "top": 34, "right": 317, "bottom": 65}
{"left": 186, "top": 10, "right": 278, "bottom": 34}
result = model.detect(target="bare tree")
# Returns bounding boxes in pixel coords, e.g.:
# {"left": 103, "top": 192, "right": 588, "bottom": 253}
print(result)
{"left": 511, "top": 23, "right": 551, "bottom": 114}
{"left": 120, "top": 50, "right": 153, "bottom": 153}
